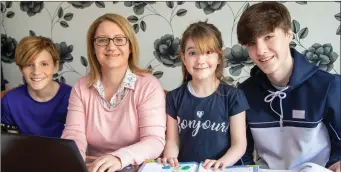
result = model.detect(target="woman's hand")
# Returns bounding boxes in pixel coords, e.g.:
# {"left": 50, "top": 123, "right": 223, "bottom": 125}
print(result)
{"left": 87, "top": 155, "right": 122, "bottom": 172}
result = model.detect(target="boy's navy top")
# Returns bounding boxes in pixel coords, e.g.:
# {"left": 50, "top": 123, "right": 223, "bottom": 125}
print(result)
{"left": 1, "top": 82, "right": 72, "bottom": 138}
{"left": 239, "top": 48, "right": 340, "bottom": 169}
{"left": 166, "top": 81, "right": 249, "bottom": 162}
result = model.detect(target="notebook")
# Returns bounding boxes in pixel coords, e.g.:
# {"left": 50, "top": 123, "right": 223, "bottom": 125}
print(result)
{"left": 138, "top": 160, "right": 259, "bottom": 172}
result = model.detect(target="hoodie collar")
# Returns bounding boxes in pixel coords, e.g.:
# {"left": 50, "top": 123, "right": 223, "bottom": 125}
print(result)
{"left": 250, "top": 48, "right": 318, "bottom": 91}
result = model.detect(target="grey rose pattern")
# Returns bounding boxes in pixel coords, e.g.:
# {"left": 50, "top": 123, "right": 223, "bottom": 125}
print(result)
{"left": 195, "top": 1, "right": 226, "bottom": 15}
{"left": 20, "top": 1, "right": 44, "bottom": 17}
{"left": 124, "top": 1, "right": 156, "bottom": 15}
{"left": 1, "top": 34, "right": 17, "bottom": 63}
{"left": 224, "top": 44, "right": 254, "bottom": 76}
{"left": 224, "top": 44, "right": 253, "bottom": 67}
{"left": 68, "top": 2, "right": 94, "bottom": 9}
{"left": 55, "top": 42, "right": 74, "bottom": 71}
{"left": 153, "top": 34, "right": 181, "bottom": 68}
{"left": 303, "top": 43, "right": 339, "bottom": 72}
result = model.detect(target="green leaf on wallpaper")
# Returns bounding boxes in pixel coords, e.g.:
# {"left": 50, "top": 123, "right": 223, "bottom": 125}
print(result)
{"left": 291, "top": 20, "right": 300, "bottom": 34}
{"left": 60, "top": 76, "right": 66, "bottom": 83}
{"left": 58, "top": 7, "right": 63, "bottom": 18}
{"left": 60, "top": 21, "right": 69, "bottom": 28}
{"left": 176, "top": 9, "right": 187, "bottom": 16}
{"left": 337, "top": 25, "right": 340, "bottom": 35}
{"left": 133, "top": 23, "right": 139, "bottom": 33}
{"left": 140, "top": 20, "right": 146, "bottom": 32}
{"left": 153, "top": 71, "right": 163, "bottom": 79}
{"left": 177, "top": 1, "right": 185, "bottom": 5}
{"left": 64, "top": 13, "right": 73, "bottom": 21}
{"left": 95, "top": 1, "right": 105, "bottom": 8}
{"left": 1, "top": 3, "right": 6, "bottom": 13}
{"left": 290, "top": 41, "right": 297, "bottom": 48}
{"left": 29, "top": 30, "right": 36, "bottom": 36}
{"left": 335, "top": 13, "right": 340, "bottom": 21}
{"left": 80, "top": 56, "right": 88, "bottom": 67}
{"left": 166, "top": 1, "right": 174, "bottom": 8}
{"left": 127, "top": 15, "right": 138, "bottom": 23}
{"left": 229, "top": 64, "right": 244, "bottom": 76}
{"left": 295, "top": 1, "right": 307, "bottom": 5}
{"left": 6, "top": 11, "right": 14, "bottom": 18}
{"left": 242, "top": 3, "right": 250, "bottom": 13}
{"left": 298, "top": 27, "right": 308, "bottom": 39}
{"left": 5, "top": 1, "right": 12, "bottom": 8}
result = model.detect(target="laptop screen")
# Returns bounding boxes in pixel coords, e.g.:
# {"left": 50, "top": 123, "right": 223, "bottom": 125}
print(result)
{"left": 1, "top": 132, "right": 88, "bottom": 172}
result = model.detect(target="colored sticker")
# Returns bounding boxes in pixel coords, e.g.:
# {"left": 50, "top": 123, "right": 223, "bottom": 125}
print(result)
{"left": 145, "top": 159, "right": 155, "bottom": 163}
{"left": 162, "top": 166, "right": 171, "bottom": 169}
{"left": 181, "top": 165, "right": 190, "bottom": 170}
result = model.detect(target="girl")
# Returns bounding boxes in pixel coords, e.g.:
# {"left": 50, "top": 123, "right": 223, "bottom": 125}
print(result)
{"left": 158, "top": 21, "right": 249, "bottom": 171}
{"left": 1, "top": 36, "right": 72, "bottom": 137}
{"left": 61, "top": 13, "right": 166, "bottom": 172}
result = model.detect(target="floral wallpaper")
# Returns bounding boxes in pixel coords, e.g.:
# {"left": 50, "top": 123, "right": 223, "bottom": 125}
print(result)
{"left": 1, "top": 1, "right": 340, "bottom": 91}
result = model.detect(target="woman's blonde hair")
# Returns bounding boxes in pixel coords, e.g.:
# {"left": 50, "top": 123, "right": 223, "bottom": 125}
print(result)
{"left": 15, "top": 36, "right": 59, "bottom": 70}
{"left": 86, "top": 13, "right": 150, "bottom": 86}
{"left": 180, "top": 21, "right": 224, "bottom": 83}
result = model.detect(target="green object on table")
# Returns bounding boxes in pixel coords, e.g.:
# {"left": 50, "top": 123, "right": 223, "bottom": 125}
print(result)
{"left": 181, "top": 165, "right": 190, "bottom": 170}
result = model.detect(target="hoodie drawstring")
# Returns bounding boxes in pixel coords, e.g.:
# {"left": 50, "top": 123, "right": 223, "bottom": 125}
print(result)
{"left": 264, "top": 87, "right": 289, "bottom": 132}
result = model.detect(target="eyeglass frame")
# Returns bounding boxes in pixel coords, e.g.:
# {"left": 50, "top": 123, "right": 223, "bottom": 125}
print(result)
{"left": 93, "top": 36, "right": 129, "bottom": 46}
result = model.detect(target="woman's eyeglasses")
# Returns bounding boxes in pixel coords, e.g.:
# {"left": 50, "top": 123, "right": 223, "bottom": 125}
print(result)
{"left": 94, "top": 36, "right": 128, "bottom": 46}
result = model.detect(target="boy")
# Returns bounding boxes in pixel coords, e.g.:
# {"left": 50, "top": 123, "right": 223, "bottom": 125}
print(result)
{"left": 236, "top": 2, "right": 340, "bottom": 171}
{"left": 1, "top": 36, "right": 72, "bottom": 137}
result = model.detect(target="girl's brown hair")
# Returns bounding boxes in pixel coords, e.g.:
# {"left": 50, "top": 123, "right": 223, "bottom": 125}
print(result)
{"left": 180, "top": 21, "right": 224, "bottom": 82}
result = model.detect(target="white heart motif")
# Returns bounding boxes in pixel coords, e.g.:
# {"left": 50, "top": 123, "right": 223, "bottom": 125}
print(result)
{"left": 197, "top": 111, "right": 204, "bottom": 118}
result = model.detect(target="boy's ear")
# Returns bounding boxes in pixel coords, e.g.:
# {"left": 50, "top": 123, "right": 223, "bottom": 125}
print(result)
{"left": 54, "top": 60, "right": 59, "bottom": 73}
{"left": 287, "top": 30, "right": 293, "bottom": 41}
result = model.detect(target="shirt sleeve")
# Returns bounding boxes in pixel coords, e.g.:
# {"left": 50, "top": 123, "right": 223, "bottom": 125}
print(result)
{"left": 323, "top": 75, "right": 341, "bottom": 168}
{"left": 229, "top": 89, "right": 250, "bottom": 116}
{"left": 166, "top": 90, "right": 177, "bottom": 119}
{"left": 109, "top": 75, "right": 166, "bottom": 168}
{"left": 1, "top": 94, "right": 18, "bottom": 131}
{"left": 61, "top": 82, "right": 88, "bottom": 160}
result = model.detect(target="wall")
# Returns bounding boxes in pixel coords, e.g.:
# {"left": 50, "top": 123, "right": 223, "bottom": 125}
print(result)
{"left": 1, "top": 1, "right": 340, "bottom": 90}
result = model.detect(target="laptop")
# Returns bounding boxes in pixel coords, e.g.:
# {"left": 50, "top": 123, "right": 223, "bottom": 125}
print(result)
{"left": 1, "top": 132, "right": 88, "bottom": 172}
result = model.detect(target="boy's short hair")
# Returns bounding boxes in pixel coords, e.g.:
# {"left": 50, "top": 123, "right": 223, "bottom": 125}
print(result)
{"left": 237, "top": 2, "right": 292, "bottom": 46}
{"left": 15, "top": 36, "right": 59, "bottom": 70}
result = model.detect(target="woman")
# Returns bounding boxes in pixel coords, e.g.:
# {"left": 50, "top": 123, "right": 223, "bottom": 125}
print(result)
{"left": 61, "top": 13, "right": 166, "bottom": 172}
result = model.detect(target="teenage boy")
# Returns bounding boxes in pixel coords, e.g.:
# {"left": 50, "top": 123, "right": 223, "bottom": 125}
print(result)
{"left": 236, "top": 2, "right": 340, "bottom": 171}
